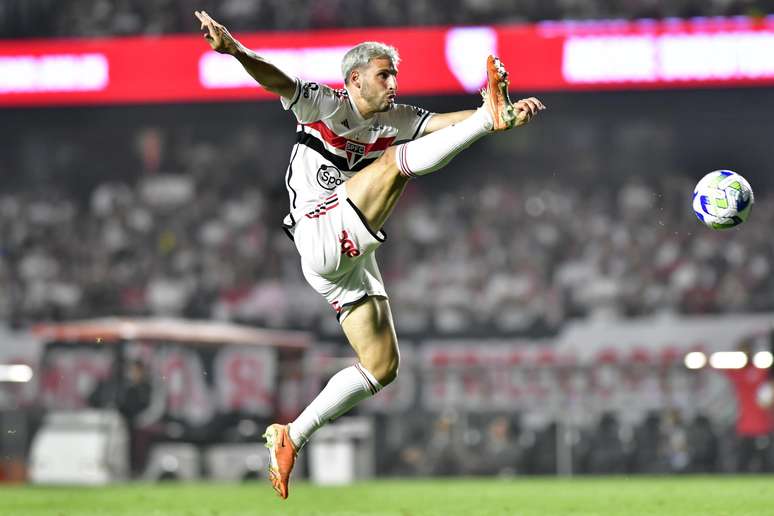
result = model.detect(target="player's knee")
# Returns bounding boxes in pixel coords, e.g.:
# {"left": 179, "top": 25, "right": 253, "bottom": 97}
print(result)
{"left": 364, "top": 350, "right": 399, "bottom": 387}
{"left": 378, "top": 354, "right": 399, "bottom": 387}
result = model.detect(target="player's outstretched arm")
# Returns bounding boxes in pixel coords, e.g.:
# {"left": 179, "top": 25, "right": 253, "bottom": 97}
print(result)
{"left": 422, "top": 110, "right": 476, "bottom": 135}
{"left": 194, "top": 10, "right": 295, "bottom": 99}
{"left": 422, "top": 97, "right": 544, "bottom": 135}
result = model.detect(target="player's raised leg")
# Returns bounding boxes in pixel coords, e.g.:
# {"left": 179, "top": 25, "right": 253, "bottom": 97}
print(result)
{"left": 345, "top": 56, "right": 545, "bottom": 231}
{"left": 289, "top": 296, "right": 398, "bottom": 447}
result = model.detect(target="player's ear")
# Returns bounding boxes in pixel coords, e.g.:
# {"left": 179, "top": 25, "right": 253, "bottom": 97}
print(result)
{"left": 350, "top": 69, "right": 361, "bottom": 89}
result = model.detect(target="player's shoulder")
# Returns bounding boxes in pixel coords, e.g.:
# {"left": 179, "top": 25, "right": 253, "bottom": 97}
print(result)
{"left": 385, "top": 102, "right": 431, "bottom": 121}
{"left": 298, "top": 81, "right": 347, "bottom": 99}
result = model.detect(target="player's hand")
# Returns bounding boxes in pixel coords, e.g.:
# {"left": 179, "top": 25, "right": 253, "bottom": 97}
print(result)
{"left": 514, "top": 97, "right": 546, "bottom": 127}
{"left": 194, "top": 10, "right": 239, "bottom": 55}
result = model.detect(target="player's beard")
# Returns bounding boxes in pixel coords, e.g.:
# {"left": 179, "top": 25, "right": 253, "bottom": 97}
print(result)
{"left": 361, "top": 80, "right": 391, "bottom": 112}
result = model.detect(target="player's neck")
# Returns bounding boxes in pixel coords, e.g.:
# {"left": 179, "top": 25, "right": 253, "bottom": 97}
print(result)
{"left": 347, "top": 89, "right": 377, "bottom": 120}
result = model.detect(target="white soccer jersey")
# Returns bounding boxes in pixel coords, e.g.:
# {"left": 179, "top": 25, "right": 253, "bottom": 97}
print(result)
{"left": 280, "top": 78, "right": 432, "bottom": 236}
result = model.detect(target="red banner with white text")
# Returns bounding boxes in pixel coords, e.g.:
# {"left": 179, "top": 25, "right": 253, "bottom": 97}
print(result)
{"left": 2, "top": 16, "right": 774, "bottom": 106}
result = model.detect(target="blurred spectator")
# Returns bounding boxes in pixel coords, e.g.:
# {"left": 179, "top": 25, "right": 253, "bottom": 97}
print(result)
{"left": 425, "top": 410, "right": 467, "bottom": 476}
{"left": 585, "top": 413, "right": 628, "bottom": 474}
{"left": 88, "top": 359, "right": 153, "bottom": 475}
{"left": 465, "top": 413, "right": 522, "bottom": 476}
{"left": 722, "top": 340, "right": 774, "bottom": 473}
{"left": 2, "top": 0, "right": 773, "bottom": 39}
{"left": 687, "top": 414, "right": 719, "bottom": 473}
{"left": 1, "top": 113, "right": 774, "bottom": 336}
{"left": 522, "top": 422, "right": 558, "bottom": 474}
{"left": 662, "top": 409, "right": 690, "bottom": 473}
{"left": 631, "top": 411, "right": 667, "bottom": 473}
{"left": 118, "top": 359, "right": 154, "bottom": 476}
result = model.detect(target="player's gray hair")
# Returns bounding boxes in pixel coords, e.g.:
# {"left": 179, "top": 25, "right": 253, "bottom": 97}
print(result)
{"left": 341, "top": 42, "right": 400, "bottom": 84}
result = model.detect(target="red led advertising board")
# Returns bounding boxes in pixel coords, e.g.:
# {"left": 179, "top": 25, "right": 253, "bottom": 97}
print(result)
{"left": 2, "top": 16, "right": 774, "bottom": 106}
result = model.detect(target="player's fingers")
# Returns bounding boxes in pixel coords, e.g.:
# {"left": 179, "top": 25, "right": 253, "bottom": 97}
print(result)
{"left": 532, "top": 97, "right": 547, "bottom": 110}
{"left": 522, "top": 100, "right": 537, "bottom": 116}
{"left": 203, "top": 20, "right": 219, "bottom": 39}
{"left": 198, "top": 11, "right": 212, "bottom": 27}
{"left": 525, "top": 97, "right": 545, "bottom": 110}
{"left": 197, "top": 12, "right": 211, "bottom": 32}
{"left": 517, "top": 99, "right": 537, "bottom": 116}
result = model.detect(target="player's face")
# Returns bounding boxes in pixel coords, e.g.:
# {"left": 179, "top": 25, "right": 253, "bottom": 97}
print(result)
{"left": 359, "top": 57, "right": 397, "bottom": 112}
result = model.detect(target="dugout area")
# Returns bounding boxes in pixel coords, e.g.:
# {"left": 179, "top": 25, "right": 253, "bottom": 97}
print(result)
{"left": 25, "top": 318, "right": 310, "bottom": 484}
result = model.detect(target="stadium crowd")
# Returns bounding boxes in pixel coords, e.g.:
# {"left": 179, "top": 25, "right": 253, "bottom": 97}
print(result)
{"left": 1, "top": 0, "right": 771, "bottom": 39}
{"left": 380, "top": 409, "right": 742, "bottom": 476}
{"left": 1, "top": 116, "right": 772, "bottom": 337}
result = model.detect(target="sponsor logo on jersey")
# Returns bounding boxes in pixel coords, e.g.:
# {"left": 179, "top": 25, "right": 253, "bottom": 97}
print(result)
{"left": 301, "top": 82, "right": 319, "bottom": 99}
{"left": 316, "top": 164, "right": 345, "bottom": 190}
{"left": 339, "top": 230, "right": 360, "bottom": 257}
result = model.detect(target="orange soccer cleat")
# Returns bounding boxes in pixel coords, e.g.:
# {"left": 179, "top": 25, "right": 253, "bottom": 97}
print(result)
{"left": 263, "top": 423, "right": 297, "bottom": 499}
{"left": 481, "top": 55, "right": 518, "bottom": 131}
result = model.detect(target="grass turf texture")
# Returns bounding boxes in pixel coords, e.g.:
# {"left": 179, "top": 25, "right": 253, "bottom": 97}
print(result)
{"left": 1, "top": 476, "right": 772, "bottom": 516}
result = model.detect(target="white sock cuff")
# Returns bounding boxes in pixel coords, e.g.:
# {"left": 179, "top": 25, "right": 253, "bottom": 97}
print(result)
{"left": 396, "top": 108, "right": 491, "bottom": 179}
{"left": 354, "top": 363, "right": 383, "bottom": 395}
{"left": 396, "top": 143, "right": 418, "bottom": 179}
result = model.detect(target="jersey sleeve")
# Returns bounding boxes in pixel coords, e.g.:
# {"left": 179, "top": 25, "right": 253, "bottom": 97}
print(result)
{"left": 388, "top": 104, "right": 434, "bottom": 141}
{"left": 280, "top": 78, "right": 343, "bottom": 123}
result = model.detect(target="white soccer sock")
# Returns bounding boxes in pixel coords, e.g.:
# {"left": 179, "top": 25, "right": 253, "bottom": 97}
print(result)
{"left": 288, "top": 363, "right": 382, "bottom": 450}
{"left": 396, "top": 107, "right": 493, "bottom": 178}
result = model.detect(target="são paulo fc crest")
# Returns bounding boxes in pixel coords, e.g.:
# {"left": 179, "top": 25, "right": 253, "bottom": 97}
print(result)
{"left": 344, "top": 141, "right": 366, "bottom": 168}
{"left": 317, "top": 164, "right": 345, "bottom": 190}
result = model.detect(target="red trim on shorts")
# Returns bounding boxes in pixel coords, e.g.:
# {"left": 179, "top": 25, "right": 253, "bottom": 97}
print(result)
{"left": 305, "top": 194, "right": 340, "bottom": 219}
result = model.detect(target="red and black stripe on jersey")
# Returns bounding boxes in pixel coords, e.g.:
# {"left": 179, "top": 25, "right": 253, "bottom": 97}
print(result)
{"left": 296, "top": 121, "right": 397, "bottom": 172}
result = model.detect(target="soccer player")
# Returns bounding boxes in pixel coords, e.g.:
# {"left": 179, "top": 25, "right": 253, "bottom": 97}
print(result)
{"left": 195, "top": 10, "right": 545, "bottom": 498}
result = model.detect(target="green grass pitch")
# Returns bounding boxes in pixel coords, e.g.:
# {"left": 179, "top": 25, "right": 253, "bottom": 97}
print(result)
{"left": 1, "top": 476, "right": 772, "bottom": 516}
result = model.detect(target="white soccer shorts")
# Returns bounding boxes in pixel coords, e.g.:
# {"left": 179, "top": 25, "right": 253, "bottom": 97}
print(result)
{"left": 292, "top": 183, "right": 388, "bottom": 322}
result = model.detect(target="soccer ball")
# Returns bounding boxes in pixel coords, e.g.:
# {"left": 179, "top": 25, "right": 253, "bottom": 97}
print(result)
{"left": 692, "top": 170, "right": 754, "bottom": 230}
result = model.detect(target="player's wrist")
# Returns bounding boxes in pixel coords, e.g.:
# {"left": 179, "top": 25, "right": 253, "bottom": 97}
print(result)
{"left": 227, "top": 40, "right": 246, "bottom": 57}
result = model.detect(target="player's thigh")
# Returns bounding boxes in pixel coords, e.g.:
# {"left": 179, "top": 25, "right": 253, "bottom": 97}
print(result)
{"left": 340, "top": 295, "right": 400, "bottom": 382}
{"left": 294, "top": 184, "right": 385, "bottom": 279}
{"left": 344, "top": 147, "right": 408, "bottom": 231}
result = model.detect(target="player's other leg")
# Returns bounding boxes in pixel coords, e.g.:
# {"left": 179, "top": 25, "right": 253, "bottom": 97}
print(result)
{"left": 264, "top": 296, "right": 397, "bottom": 499}
{"left": 340, "top": 296, "right": 400, "bottom": 385}
{"left": 345, "top": 56, "right": 544, "bottom": 232}
{"left": 289, "top": 296, "right": 398, "bottom": 447}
